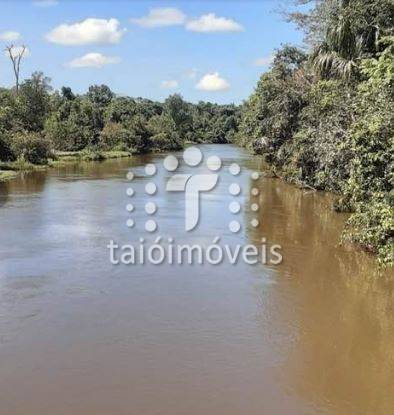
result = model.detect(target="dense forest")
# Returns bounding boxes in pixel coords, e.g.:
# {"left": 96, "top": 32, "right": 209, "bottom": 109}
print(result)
{"left": 237, "top": 0, "right": 393, "bottom": 266}
{"left": 0, "top": 0, "right": 393, "bottom": 265}
{"left": 0, "top": 79, "right": 240, "bottom": 163}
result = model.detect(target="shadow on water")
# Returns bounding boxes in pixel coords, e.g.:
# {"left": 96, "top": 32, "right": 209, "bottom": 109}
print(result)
{"left": 0, "top": 182, "right": 9, "bottom": 208}
{"left": 50, "top": 155, "right": 157, "bottom": 182}
{"left": 0, "top": 170, "right": 48, "bottom": 201}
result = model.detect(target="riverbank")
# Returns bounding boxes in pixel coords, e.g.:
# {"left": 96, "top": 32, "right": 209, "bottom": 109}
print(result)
{"left": 0, "top": 150, "right": 132, "bottom": 182}
{"left": 242, "top": 147, "right": 392, "bottom": 267}
{"left": 0, "top": 170, "right": 17, "bottom": 182}
{"left": 51, "top": 149, "right": 132, "bottom": 164}
{"left": 236, "top": 40, "right": 393, "bottom": 267}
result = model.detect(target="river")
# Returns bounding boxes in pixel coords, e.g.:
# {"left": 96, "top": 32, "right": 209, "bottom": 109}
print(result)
{"left": 0, "top": 144, "right": 393, "bottom": 415}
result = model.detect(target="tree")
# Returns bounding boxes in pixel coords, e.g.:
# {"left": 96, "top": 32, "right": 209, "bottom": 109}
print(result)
{"left": 123, "top": 115, "right": 152, "bottom": 153}
{"left": 61, "top": 86, "right": 75, "bottom": 101}
{"left": 16, "top": 72, "right": 52, "bottom": 132}
{"left": 0, "top": 131, "right": 13, "bottom": 161}
{"left": 0, "top": 87, "right": 16, "bottom": 132}
{"left": 289, "top": 0, "right": 394, "bottom": 79}
{"left": 237, "top": 45, "right": 309, "bottom": 156}
{"left": 86, "top": 85, "right": 115, "bottom": 142}
{"left": 164, "top": 94, "right": 193, "bottom": 139}
{"left": 105, "top": 97, "right": 137, "bottom": 123}
{"left": 289, "top": 0, "right": 394, "bottom": 49}
{"left": 5, "top": 45, "right": 27, "bottom": 93}
{"left": 87, "top": 84, "right": 114, "bottom": 106}
{"left": 341, "top": 38, "right": 394, "bottom": 265}
{"left": 147, "top": 114, "right": 182, "bottom": 151}
{"left": 44, "top": 97, "right": 95, "bottom": 151}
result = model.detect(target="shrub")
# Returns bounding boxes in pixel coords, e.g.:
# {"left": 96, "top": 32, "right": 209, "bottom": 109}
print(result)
{"left": 10, "top": 131, "right": 52, "bottom": 164}
{"left": 281, "top": 80, "right": 355, "bottom": 191}
{"left": 99, "top": 122, "right": 133, "bottom": 151}
{"left": 236, "top": 45, "right": 309, "bottom": 155}
{"left": 344, "top": 199, "right": 393, "bottom": 266}
{"left": 44, "top": 98, "right": 95, "bottom": 151}
{"left": 148, "top": 115, "right": 182, "bottom": 151}
{"left": 123, "top": 115, "right": 153, "bottom": 154}
{"left": 0, "top": 132, "right": 14, "bottom": 162}
{"left": 150, "top": 131, "right": 182, "bottom": 151}
{"left": 80, "top": 148, "right": 105, "bottom": 161}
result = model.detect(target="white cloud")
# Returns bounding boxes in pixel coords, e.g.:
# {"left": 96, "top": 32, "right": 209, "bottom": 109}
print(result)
{"left": 0, "top": 31, "right": 21, "bottom": 41}
{"left": 255, "top": 55, "right": 274, "bottom": 66}
{"left": 186, "top": 13, "right": 243, "bottom": 33}
{"left": 4, "top": 46, "right": 30, "bottom": 58}
{"left": 131, "top": 8, "right": 186, "bottom": 28}
{"left": 161, "top": 80, "right": 179, "bottom": 89}
{"left": 67, "top": 52, "right": 121, "bottom": 68}
{"left": 130, "top": 9, "right": 243, "bottom": 34}
{"left": 46, "top": 18, "right": 125, "bottom": 45}
{"left": 33, "top": 0, "right": 59, "bottom": 7}
{"left": 196, "top": 72, "right": 230, "bottom": 91}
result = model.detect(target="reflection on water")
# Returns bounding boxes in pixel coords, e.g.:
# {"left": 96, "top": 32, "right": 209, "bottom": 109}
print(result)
{"left": 0, "top": 182, "right": 8, "bottom": 208}
{"left": 0, "top": 145, "right": 392, "bottom": 415}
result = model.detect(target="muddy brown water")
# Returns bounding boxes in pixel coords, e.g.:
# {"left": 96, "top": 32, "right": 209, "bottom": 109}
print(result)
{"left": 0, "top": 144, "right": 393, "bottom": 415}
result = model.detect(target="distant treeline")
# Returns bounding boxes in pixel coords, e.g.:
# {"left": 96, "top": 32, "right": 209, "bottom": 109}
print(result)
{"left": 236, "top": 0, "right": 393, "bottom": 265}
{"left": 0, "top": 79, "right": 240, "bottom": 164}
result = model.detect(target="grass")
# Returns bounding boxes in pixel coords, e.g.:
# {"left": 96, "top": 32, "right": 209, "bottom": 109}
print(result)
{"left": 101, "top": 150, "right": 132, "bottom": 159}
{"left": 0, "top": 157, "right": 49, "bottom": 171}
{"left": 0, "top": 149, "right": 133, "bottom": 181}
{"left": 55, "top": 149, "right": 131, "bottom": 160}
{"left": 0, "top": 170, "right": 18, "bottom": 182}
{"left": 50, "top": 149, "right": 132, "bottom": 166}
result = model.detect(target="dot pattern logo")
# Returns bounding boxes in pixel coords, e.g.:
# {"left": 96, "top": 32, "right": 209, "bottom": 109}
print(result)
{"left": 126, "top": 146, "right": 261, "bottom": 233}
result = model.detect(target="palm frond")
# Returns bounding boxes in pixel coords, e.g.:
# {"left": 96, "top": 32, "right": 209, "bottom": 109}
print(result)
{"left": 312, "top": 51, "right": 357, "bottom": 79}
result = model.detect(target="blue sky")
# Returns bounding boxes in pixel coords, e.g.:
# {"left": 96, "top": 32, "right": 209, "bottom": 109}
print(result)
{"left": 0, "top": 0, "right": 305, "bottom": 104}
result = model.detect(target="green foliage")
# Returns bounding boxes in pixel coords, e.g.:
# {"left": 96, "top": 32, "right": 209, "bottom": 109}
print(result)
{"left": 237, "top": 45, "right": 309, "bottom": 158}
{"left": 99, "top": 122, "right": 132, "bottom": 151}
{"left": 44, "top": 97, "right": 95, "bottom": 151}
{"left": 283, "top": 79, "right": 355, "bottom": 191}
{"left": 0, "top": 73, "right": 239, "bottom": 165}
{"left": 15, "top": 72, "right": 52, "bottom": 132}
{"left": 119, "top": 115, "right": 151, "bottom": 153}
{"left": 87, "top": 84, "right": 114, "bottom": 106}
{"left": 337, "top": 38, "right": 393, "bottom": 265}
{"left": 290, "top": 0, "right": 394, "bottom": 50}
{"left": 240, "top": 2, "right": 394, "bottom": 265}
{"left": 0, "top": 170, "right": 17, "bottom": 182}
{"left": 163, "top": 94, "right": 196, "bottom": 142}
{"left": 0, "top": 88, "right": 16, "bottom": 133}
{"left": 105, "top": 97, "right": 138, "bottom": 123}
{"left": 79, "top": 148, "right": 106, "bottom": 161}
{"left": 290, "top": 0, "right": 394, "bottom": 80}
{"left": 192, "top": 102, "right": 240, "bottom": 144}
{"left": 86, "top": 85, "right": 115, "bottom": 143}
{"left": 0, "top": 132, "right": 13, "bottom": 161}
{"left": 147, "top": 114, "right": 182, "bottom": 151}
{"left": 9, "top": 131, "right": 52, "bottom": 165}
{"left": 344, "top": 200, "right": 393, "bottom": 266}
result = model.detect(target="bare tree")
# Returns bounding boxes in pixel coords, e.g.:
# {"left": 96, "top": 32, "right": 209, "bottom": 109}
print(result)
{"left": 5, "top": 44, "right": 27, "bottom": 93}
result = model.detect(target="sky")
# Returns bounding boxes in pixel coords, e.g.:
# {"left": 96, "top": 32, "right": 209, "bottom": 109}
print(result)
{"left": 0, "top": 0, "right": 305, "bottom": 104}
